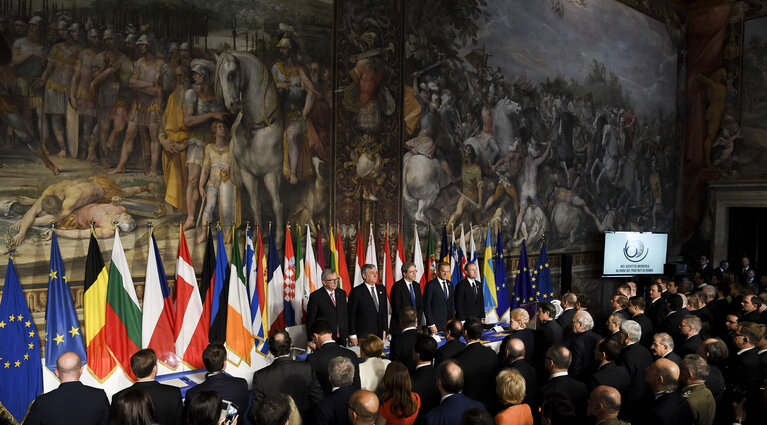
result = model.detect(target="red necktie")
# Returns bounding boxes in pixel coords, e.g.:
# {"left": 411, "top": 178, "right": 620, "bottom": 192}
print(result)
{"left": 330, "top": 291, "right": 336, "bottom": 306}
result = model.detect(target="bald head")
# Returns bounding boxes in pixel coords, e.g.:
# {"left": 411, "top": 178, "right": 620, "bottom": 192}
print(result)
{"left": 437, "top": 359, "right": 464, "bottom": 396}
{"left": 646, "top": 358, "right": 679, "bottom": 392}
{"left": 506, "top": 338, "right": 525, "bottom": 360}
{"left": 348, "top": 390, "right": 379, "bottom": 424}
{"left": 587, "top": 385, "right": 621, "bottom": 420}
{"left": 55, "top": 352, "right": 83, "bottom": 381}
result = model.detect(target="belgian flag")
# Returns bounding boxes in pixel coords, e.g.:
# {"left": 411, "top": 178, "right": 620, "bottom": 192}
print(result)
{"left": 84, "top": 231, "right": 117, "bottom": 381}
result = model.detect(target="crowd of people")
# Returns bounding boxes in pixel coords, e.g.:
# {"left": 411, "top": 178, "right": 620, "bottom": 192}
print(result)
{"left": 14, "top": 254, "right": 767, "bottom": 425}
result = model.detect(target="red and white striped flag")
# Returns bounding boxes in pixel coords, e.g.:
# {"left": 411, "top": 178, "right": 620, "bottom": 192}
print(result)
{"left": 413, "top": 225, "right": 426, "bottom": 289}
{"left": 383, "top": 230, "right": 394, "bottom": 299}
{"left": 353, "top": 226, "right": 365, "bottom": 287}
{"left": 174, "top": 227, "right": 207, "bottom": 369}
{"left": 394, "top": 229, "right": 405, "bottom": 282}
{"left": 142, "top": 230, "right": 176, "bottom": 363}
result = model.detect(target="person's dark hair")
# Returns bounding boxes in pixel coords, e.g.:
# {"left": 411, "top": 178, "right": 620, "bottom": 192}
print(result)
{"left": 111, "top": 388, "right": 154, "bottom": 425}
{"left": 256, "top": 393, "right": 291, "bottom": 425}
{"left": 202, "top": 343, "right": 226, "bottom": 372}
{"left": 380, "top": 362, "right": 418, "bottom": 419}
{"left": 464, "top": 317, "right": 483, "bottom": 340}
{"left": 460, "top": 407, "right": 494, "bottom": 425}
{"left": 629, "top": 296, "right": 646, "bottom": 310}
{"left": 538, "top": 301, "right": 556, "bottom": 317}
{"left": 401, "top": 261, "right": 416, "bottom": 275}
{"left": 540, "top": 392, "right": 576, "bottom": 425}
{"left": 268, "top": 329, "right": 292, "bottom": 357}
{"left": 185, "top": 391, "right": 221, "bottom": 425}
{"left": 613, "top": 294, "right": 628, "bottom": 308}
{"left": 739, "top": 322, "right": 762, "bottom": 345}
{"left": 445, "top": 319, "right": 463, "bottom": 339}
{"left": 597, "top": 338, "right": 621, "bottom": 362}
{"left": 437, "top": 359, "right": 463, "bottom": 394}
{"left": 668, "top": 294, "right": 684, "bottom": 311}
{"left": 438, "top": 261, "right": 450, "bottom": 272}
{"left": 310, "top": 318, "right": 332, "bottom": 336}
{"left": 576, "top": 293, "right": 591, "bottom": 310}
{"left": 130, "top": 348, "right": 156, "bottom": 379}
{"left": 414, "top": 333, "right": 438, "bottom": 362}
{"left": 703, "top": 338, "right": 729, "bottom": 364}
{"left": 749, "top": 295, "right": 763, "bottom": 310}
{"left": 400, "top": 306, "right": 418, "bottom": 328}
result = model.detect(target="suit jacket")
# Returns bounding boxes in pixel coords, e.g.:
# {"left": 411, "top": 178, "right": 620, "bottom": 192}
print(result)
{"left": 661, "top": 351, "right": 682, "bottom": 367}
{"left": 504, "top": 359, "right": 537, "bottom": 406}
{"left": 314, "top": 385, "right": 355, "bottom": 425}
{"left": 743, "top": 310, "right": 762, "bottom": 324}
{"left": 641, "top": 391, "right": 693, "bottom": 425}
{"left": 556, "top": 308, "right": 577, "bottom": 334}
{"left": 412, "top": 365, "right": 440, "bottom": 425}
{"left": 113, "top": 381, "right": 182, "bottom": 425}
{"left": 348, "top": 283, "right": 388, "bottom": 338}
{"left": 588, "top": 362, "right": 630, "bottom": 394}
{"left": 678, "top": 334, "right": 702, "bottom": 357}
{"left": 617, "top": 343, "right": 652, "bottom": 419}
{"left": 645, "top": 297, "right": 668, "bottom": 327}
{"left": 632, "top": 313, "right": 654, "bottom": 348}
{"left": 307, "top": 287, "right": 349, "bottom": 344}
{"left": 307, "top": 341, "right": 361, "bottom": 395}
{"left": 568, "top": 329, "right": 601, "bottom": 380}
{"left": 390, "top": 328, "right": 419, "bottom": 373}
{"left": 423, "top": 278, "right": 455, "bottom": 330}
{"left": 498, "top": 328, "right": 535, "bottom": 366}
{"left": 705, "top": 364, "right": 725, "bottom": 402}
{"left": 390, "top": 279, "right": 424, "bottom": 335}
{"left": 249, "top": 357, "right": 324, "bottom": 424}
{"left": 658, "top": 311, "right": 685, "bottom": 347}
{"left": 727, "top": 347, "right": 761, "bottom": 391}
{"left": 533, "top": 320, "right": 562, "bottom": 377}
{"left": 691, "top": 306, "right": 715, "bottom": 332}
{"left": 423, "top": 393, "right": 484, "bottom": 425}
{"left": 24, "top": 381, "right": 109, "bottom": 425}
{"left": 436, "top": 339, "right": 465, "bottom": 364}
{"left": 538, "top": 374, "right": 588, "bottom": 421}
{"left": 183, "top": 372, "right": 249, "bottom": 425}
{"left": 759, "top": 350, "right": 767, "bottom": 387}
{"left": 453, "top": 342, "right": 498, "bottom": 410}
{"left": 454, "top": 278, "right": 484, "bottom": 321}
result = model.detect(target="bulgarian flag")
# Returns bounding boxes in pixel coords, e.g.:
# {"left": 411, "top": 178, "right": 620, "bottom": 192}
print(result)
{"left": 353, "top": 226, "right": 364, "bottom": 287}
{"left": 225, "top": 229, "right": 253, "bottom": 364}
{"left": 174, "top": 225, "right": 207, "bottom": 369}
{"left": 413, "top": 225, "right": 426, "bottom": 292}
{"left": 83, "top": 231, "right": 116, "bottom": 381}
{"left": 105, "top": 228, "right": 142, "bottom": 380}
{"left": 336, "top": 228, "right": 352, "bottom": 297}
{"left": 394, "top": 229, "right": 405, "bottom": 282}
{"left": 142, "top": 229, "right": 176, "bottom": 364}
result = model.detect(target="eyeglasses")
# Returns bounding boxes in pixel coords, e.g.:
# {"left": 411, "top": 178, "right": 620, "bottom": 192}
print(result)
{"left": 323, "top": 278, "right": 339, "bottom": 282}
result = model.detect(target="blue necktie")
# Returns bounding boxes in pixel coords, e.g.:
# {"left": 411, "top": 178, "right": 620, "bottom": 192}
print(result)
{"left": 409, "top": 283, "right": 417, "bottom": 309}
{"left": 441, "top": 280, "right": 448, "bottom": 301}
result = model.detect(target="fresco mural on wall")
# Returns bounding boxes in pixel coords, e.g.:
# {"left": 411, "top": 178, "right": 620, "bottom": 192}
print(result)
{"left": 402, "top": 0, "right": 680, "bottom": 254}
{"left": 739, "top": 15, "right": 767, "bottom": 176}
{"left": 0, "top": 0, "right": 333, "bottom": 290}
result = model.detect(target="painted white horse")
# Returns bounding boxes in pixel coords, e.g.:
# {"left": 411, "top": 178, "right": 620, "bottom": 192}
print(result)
{"left": 216, "top": 51, "right": 285, "bottom": 242}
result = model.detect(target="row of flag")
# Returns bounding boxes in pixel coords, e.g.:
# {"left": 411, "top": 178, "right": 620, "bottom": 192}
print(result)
{"left": 0, "top": 222, "right": 554, "bottom": 425}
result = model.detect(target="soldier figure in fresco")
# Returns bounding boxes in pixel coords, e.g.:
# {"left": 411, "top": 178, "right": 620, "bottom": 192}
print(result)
{"left": 70, "top": 27, "right": 103, "bottom": 161}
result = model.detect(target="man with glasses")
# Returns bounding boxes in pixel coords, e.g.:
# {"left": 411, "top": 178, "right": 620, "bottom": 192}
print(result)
{"left": 307, "top": 268, "right": 349, "bottom": 346}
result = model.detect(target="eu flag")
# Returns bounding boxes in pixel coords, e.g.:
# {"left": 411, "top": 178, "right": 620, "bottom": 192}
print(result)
{"left": 511, "top": 239, "right": 535, "bottom": 317}
{"left": 45, "top": 230, "right": 87, "bottom": 373}
{"left": 0, "top": 258, "right": 42, "bottom": 424}
{"left": 494, "top": 229, "right": 510, "bottom": 321}
{"left": 534, "top": 241, "right": 554, "bottom": 301}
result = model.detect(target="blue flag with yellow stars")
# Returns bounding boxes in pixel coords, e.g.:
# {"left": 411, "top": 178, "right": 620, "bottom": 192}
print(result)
{"left": 511, "top": 239, "right": 535, "bottom": 316}
{"left": 494, "top": 229, "right": 510, "bottom": 321}
{"left": 534, "top": 241, "right": 554, "bottom": 301}
{"left": 45, "top": 230, "right": 87, "bottom": 373}
{"left": 0, "top": 258, "right": 42, "bottom": 424}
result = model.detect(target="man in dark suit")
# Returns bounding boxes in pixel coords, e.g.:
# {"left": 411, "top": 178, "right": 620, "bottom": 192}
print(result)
{"left": 248, "top": 330, "right": 323, "bottom": 424}
{"left": 587, "top": 386, "right": 627, "bottom": 425}
{"left": 436, "top": 319, "right": 465, "bottom": 364}
{"left": 616, "top": 320, "right": 653, "bottom": 423}
{"left": 255, "top": 393, "right": 292, "bottom": 425}
{"left": 537, "top": 346, "right": 589, "bottom": 423}
{"left": 645, "top": 283, "right": 668, "bottom": 327}
{"left": 390, "top": 306, "right": 419, "bottom": 373}
{"left": 500, "top": 338, "right": 537, "bottom": 405}
{"left": 315, "top": 356, "right": 357, "bottom": 425}
{"left": 454, "top": 262, "right": 484, "bottom": 322}
{"left": 658, "top": 293, "right": 687, "bottom": 347}
{"left": 423, "top": 360, "right": 484, "bottom": 425}
{"left": 742, "top": 295, "right": 762, "bottom": 324}
{"left": 390, "top": 261, "right": 424, "bottom": 336}
{"left": 727, "top": 322, "right": 762, "bottom": 392}
{"left": 651, "top": 332, "right": 682, "bottom": 367}
{"left": 628, "top": 296, "right": 654, "bottom": 348}
{"left": 24, "top": 352, "right": 110, "bottom": 425}
{"left": 641, "top": 358, "right": 693, "bottom": 425}
{"left": 534, "top": 301, "right": 563, "bottom": 379}
{"left": 557, "top": 292, "right": 578, "bottom": 341}
{"left": 423, "top": 261, "right": 455, "bottom": 334}
{"left": 113, "top": 349, "right": 182, "bottom": 425}
{"left": 183, "top": 344, "right": 249, "bottom": 425}
{"left": 568, "top": 310, "right": 602, "bottom": 381}
{"left": 453, "top": 317, "right": 497, "bottom": 410}
{"left": 307, "top": 268, "right": 349, "bottom": 345}
{"left": 348, "top": 264, "right": 388, "bottom": 343}
{"left": 348, "top": 390, "right": 379, "bottom": 425}
{"left": 412, "top": 334, "right": 440, "bottom": 424}
{"left": 678, "top": 315, "right": 703, "bottom": 356}
{"left": 609, "top": 294, "right": 631, "bottom": 321}
{"left": 739, "top": 256, "right": 752, "bottom": 285}
{"left": 588, "top": 338, "right": 630, "bottom": 395}
{"left": 307, "top": 318, "right": 361, "bottom": 395}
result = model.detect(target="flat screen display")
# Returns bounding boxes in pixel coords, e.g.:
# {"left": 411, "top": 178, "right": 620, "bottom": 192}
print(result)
{"left": 603, "top": 232, "right": 668, "bottom": 276}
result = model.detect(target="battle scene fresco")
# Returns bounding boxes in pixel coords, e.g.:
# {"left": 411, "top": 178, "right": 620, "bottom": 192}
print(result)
{"left": 0, "top": 0, "right": 333, "bottom": 286}
{"left": 402, "top": 0, "right": 681, "bottom": 254}
{"left": 739, "top": 15, "right": 767, "bottom": 176}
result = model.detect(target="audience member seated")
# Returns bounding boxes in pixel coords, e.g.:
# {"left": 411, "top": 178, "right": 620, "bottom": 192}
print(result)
{"left": 349, "top": 390, "right": 379, "bottom": 425}
{"left": 641, "top": 358, "right": 693, "bottom": 425}
{"left": 412, "top": 334, "right": 440, "bottom": 422}
{"left": 498, "top": 308, "right": 534, "bottom": 365}
{"left": 568, "top": 310, "right": 601, "bottom": 381}
{"left": 390, "top": 307, "right": 419, "bottom": 374}
{"left": 249, "top": 330, "right": 323, "bottom": 424}
{"left": 586, "top": 386, "right": 628, "bottom": 425}
{"left": 307, "top": 318, "right": 361, "bottom": 394}
{"left": 500, "top": 338, "right": 537, "bottom": 406}
{"left": 454, "top": 317, "right": 499, "bottom": 411}
{"left": 113, "top": 348, "right": 182, "bottom": 425}
{"left": 110, "top": 388, "right": 155, "bottom": 425}
{"left": 377, "top": 362, "right": 420, "bottom": 425}
{"left": 494, "top": 369, "right": 533, "bottom": 425}
{"left": 537, "top": 346, "right": 588, "bottom": 423}
{"left": 359, "top": 334, "right": 391, "bottom": 393}
{"left": 436, "top": 319, "right": 465, "bottom": 364}
{"left": 588, "top": 338, "right": 630, "bottom": 396}
{"left": 183, "top": 344, "right": 249, "bottom": 425}
{"left": 316, "top": 356, "right": 358, "bottom": 425}
{"left": 651, "top": 332, "right": 682, "bottom": 366}
{"left": 423, "top": 360, "right": 484, "bottom": 425}
{"left": 679, "top": 354, "right": 715, "bottom": 425}
{"left": 256, "top": 393, "right": 291, "bottom": 425}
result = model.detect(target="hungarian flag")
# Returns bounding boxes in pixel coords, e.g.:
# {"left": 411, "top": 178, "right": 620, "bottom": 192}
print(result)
{"left": 303, "top": 224, "right": 321, "bottom": 298}
{"left": 294, "top": 225, "right": 306, "bottom": 320}
{"left": 413, "top": 225, "right": 426, "bottom": 293}
{"left": 365, "top": 224, "right": 377, "bottom": 272}
{"left": 394, "top": 230, "right": 405, "bottom": 282}
{"left": 382, "top": 230, "right": 394, "bottom": 299}
{"left": 353, "top": 226, "right": 364, "bottom": 287}
{"left": 226, "top": 229, "right": 253, "bottom": 364}
{"left": 426, "top": 225, "right": 436, "bottom": 282}
{"left": 83, "top": 231, "right": 116, "bottom": 381}
{"left": 248, "top": 225, "right": 269, "bottom": 356}
{"left": 174, "top": 226, "right": 207, "bottom": 369}
{"left": 336, "top": 229, "right": 352, "bottom": 297}
{"left": 142, "top": 230, "right": 175, "bottom": 362}
{"left": 267, "top": 226, "right": 285, "bottom": 332}
{"left": 209, "top": 229, "right": 229, "bottom": 343}
{"left": 283, "top": 225, "right": 297, "bottom": 326}
{"left": 105, "top": 229, "right": 142, "bottom": 380}
{"left": 200, "top": 226, "right": 216, "bottom": 342}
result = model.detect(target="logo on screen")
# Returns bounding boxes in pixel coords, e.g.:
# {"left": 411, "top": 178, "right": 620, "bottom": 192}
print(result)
{"left": 623, "top": 239, "right": 649, "bottom": 263}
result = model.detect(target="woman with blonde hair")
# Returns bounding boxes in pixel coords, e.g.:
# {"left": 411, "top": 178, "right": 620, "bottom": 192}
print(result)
{"left": 359, "top": 334, "right": 390, "bottom": 392}
{"left": 494, "top": 369, "right": 532, "bottom": 425}
{"left": 376, "top": 362, "right": 420, "bottom": 425}
{"left": 497, "top": 308, "right": 534, "bottom": 365}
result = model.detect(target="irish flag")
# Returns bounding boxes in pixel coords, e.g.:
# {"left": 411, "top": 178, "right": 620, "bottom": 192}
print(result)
{"left": 142, "top": 230, "right": 176, "bottom": 363}
{"left": 105, "top": 229, "right": 142, "bottom": 380}
{"left": 226, "top": 230, "right": 253, "bottom": 364}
